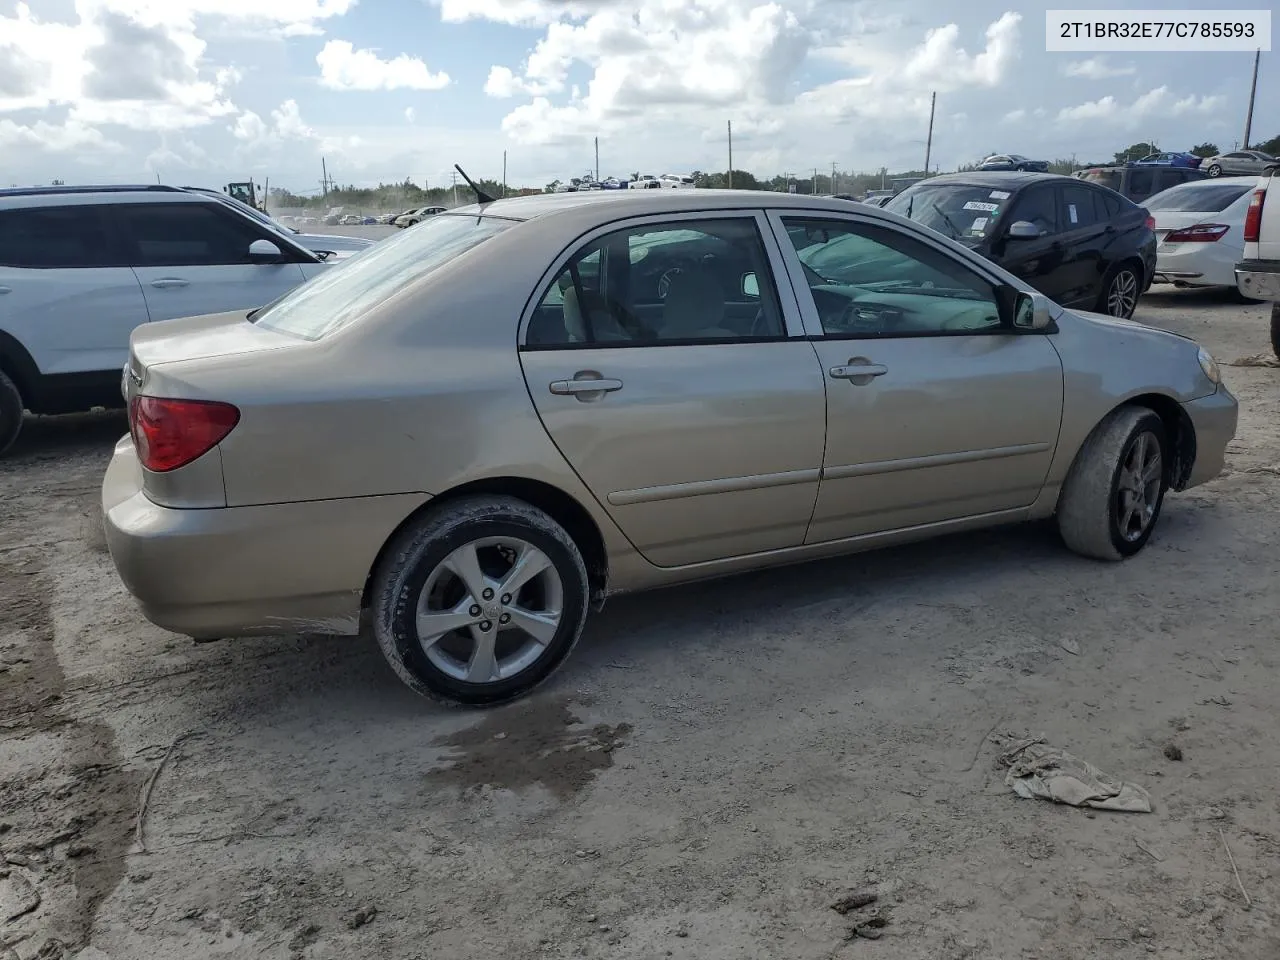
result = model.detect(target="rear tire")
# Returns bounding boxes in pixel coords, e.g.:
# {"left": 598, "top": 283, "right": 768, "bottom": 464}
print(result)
{"left": 371, "top": 495, "right": 590, "bottom": 707}
{"left": 0, "top": 370, "right": 24, "bottom": 457}
{"left": 1057, "top": 406, "right": 1168, "bottom": 561}
{"left": 1207, "top": 163, "right": 1222, "bottom": 177}
{"left": 1098, "top": 262, "right": 1142, "bottom": 319}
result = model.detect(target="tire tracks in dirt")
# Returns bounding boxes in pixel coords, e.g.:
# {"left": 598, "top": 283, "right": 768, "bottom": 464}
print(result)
{"left": 0, "top": 555, "right": 143, "bottom": 956}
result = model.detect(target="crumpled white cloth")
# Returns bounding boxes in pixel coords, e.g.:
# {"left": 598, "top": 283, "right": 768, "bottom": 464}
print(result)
{"left": 999, "top": 738, "right": 1152, "bottom": 813}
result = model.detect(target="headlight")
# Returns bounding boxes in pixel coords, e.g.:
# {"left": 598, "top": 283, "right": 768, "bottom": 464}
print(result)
{"left": 1197, "top": 347, "right": 1221, "bottom": 385}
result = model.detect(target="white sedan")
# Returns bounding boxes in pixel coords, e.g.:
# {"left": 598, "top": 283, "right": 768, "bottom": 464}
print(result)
{"left": 1148, "top": 177, "right": 1258, "bottom": 293}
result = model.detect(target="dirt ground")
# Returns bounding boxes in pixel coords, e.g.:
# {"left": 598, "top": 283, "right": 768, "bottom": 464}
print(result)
{"left": 2, "top": 288, "right": 1279, "bottom": 960}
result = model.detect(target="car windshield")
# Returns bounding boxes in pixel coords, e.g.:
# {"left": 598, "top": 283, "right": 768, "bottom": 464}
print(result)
{"left": 883, "top": 183, "right": 1012, "bottom": 242}
{"left": 252, "top": 214, "right": 513, "bottom": 340}
{"left": 1145, "top": 181, "right": 1255, "bottom": 213}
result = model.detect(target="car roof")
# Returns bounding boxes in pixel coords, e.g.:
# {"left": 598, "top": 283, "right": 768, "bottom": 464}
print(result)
{"left": 446, "top": 187, "right": 1001, "bottom": 223}
{"left": 896, "top": 171, "right": 1065, "bottom": 188}
{"left": 0, "top": 183, "right": 227, "bottom": 209}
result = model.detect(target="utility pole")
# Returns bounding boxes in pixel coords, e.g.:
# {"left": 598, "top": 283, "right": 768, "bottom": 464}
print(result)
{"left": 832, "top": 161, "right": 837, "bottom": 194}
{"left": 1243, "top": 48, "right": 1261, "bottom": 150}
{"left": 727, "top": 120, "right": 733, "bottom": 188}
{"left": 450, "top": 170, "right": 458, "bottom": 206}
{"left": 924, "top": 90, "right": 936, "bottom": 175}
{"left": 594, "top": 136, "right": 599, "bottom": 181}
{"left": 321, "top": 157, "right": 330, "bottom": 197}
{"left": 502, "top": 150, "right": 507, "bottom": 197}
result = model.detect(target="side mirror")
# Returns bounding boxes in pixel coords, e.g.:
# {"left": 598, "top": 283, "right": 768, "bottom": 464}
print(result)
{"left": 249, "top": 239, "right": 282, "bottom": 261}
{"left": 1013, "top": 290, "right": 1052, "bottom": 330}
{"left": 741, "top": 272, "right": 760, "bottom": 298}
{"left": 1006, "top": 221, "right": 1041, "bottom": 240}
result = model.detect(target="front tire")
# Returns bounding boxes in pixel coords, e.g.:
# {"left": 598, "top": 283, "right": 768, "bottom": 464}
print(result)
{"left": 0, "top": 370, "right": 24, "bottom": 457}
{"left": 1207, "top": 163, "right": 1222, "bottom": 177}
{"left": 1057, "top": 407, "right": 1168, "bottom": 561}
{"left": 371, "top": 496, "right": 590, "bottom": 706}
{"left": 1099, "top": 263, "right": 1142, "bottom": 319}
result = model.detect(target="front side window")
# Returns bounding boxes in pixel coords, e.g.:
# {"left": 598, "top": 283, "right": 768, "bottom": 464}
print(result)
{"left": 781, "top": 217, "right": 1002, "bottom": 337}
{"left": 117, "top": 203, "right": 281, "bottom": 267}
{"left": 0, "top": 205, "right": 118, "bottom": 268}
{"left": 254, "top": 213, "right": 513, "bottom": 340}
{"left": 1006, "top": 185, "right": 1059, "bottom": 236}
{"left": 526, "top": 218, "right": 785, "bottom": 347}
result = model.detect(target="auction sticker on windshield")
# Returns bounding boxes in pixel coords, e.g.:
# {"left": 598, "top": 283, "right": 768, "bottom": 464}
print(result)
{"left": 964, "top": 201, "right": 1000, "bottom": 212}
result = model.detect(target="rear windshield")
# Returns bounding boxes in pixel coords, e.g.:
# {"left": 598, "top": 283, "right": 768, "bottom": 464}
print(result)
{"left": 1144, "top": 181, "right": 1255, "bottom": 213}
{"left": 1079, "top": 169, "right": 1122, "bottom": 191}
{"left": 883, "top": 183, "right": 1015, "bottom": 242}
{"left": 252, "top": 214, "right": 512, "bottom": 340}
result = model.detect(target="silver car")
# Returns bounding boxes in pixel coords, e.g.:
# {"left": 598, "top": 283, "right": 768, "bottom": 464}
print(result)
{"left": 1203, "top": 150, "right": 1278, "bottom": 178}
{"left": 102, "top": 191, "right": 1238, "bottom": 706}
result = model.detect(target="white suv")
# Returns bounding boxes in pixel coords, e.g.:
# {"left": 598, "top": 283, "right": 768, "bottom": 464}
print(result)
{"left": 0, "top": 184, "right": 330, "bottom": 455}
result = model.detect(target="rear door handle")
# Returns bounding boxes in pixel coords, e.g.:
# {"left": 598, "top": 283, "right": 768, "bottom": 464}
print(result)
{"left": 830, "top": 363, "right": 887, "bottom": 380}
{"left": 149, "top": 278, "right": 189, "bottom": 289}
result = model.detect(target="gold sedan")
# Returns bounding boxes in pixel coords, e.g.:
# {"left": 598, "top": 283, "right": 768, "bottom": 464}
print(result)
{"left": 103, "top": 190, "right": 1237, "bottom": 705}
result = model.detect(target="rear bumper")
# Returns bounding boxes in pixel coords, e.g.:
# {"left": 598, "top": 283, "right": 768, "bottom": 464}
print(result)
{"left": 102, "top": 436, "right": 429, "bottom": 639}
{"left": 1236, "top": 260, "right": 1280, "bottom": 301}
{"left": 1181, "top": 386, "right": 1238, "bottom": 490}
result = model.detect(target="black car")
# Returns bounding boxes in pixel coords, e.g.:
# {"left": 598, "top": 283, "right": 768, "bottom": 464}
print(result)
{"left": 883, "top": 172, "right": 1156, "bottom": 319}
{"left": 1074, "top": 164, "right": 1205, "bottom": 204}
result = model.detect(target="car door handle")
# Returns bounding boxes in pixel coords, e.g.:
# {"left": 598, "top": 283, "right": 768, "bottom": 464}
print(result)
{"left": 549, "top": 375, "right": 623, "bottom": 399}
{"left": 0, "top": 286, "right": 10, "bottom": 295}
{"left": 149, "top": 278, "right": 189, "bottom": 289}
{"left": 830, "top": 362, "right": 888, "bottom": 380}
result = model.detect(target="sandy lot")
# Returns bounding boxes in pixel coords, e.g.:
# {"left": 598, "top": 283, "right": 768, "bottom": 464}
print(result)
{"left": 2, "top": 289, "right": 1278, "bottom": 960}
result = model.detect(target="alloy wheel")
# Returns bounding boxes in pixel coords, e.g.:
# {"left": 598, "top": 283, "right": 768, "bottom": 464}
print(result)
{"left": 1115, "top": 430, "right": 1163, "bottom": 542}
{"left": 415, "top": 536, "right": 564, "bottom": 684}
{"left": 1106, "top": 269, "right": 1138, "bottom": 318}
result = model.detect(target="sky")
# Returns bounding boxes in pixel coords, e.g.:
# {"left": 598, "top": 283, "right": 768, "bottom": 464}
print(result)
{"left": 0, "top": 0, "right": 1274, "bottom": 194}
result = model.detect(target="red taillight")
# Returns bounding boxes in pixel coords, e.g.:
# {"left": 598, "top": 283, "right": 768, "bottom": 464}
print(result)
{"left": 1164, "top": 223, "right": 1230, "bottom": 243}
{"left": 129, "top": 396, "right": 240, "bottom": 473}
{"left": 1145, "top": 214, "right": 1156, "bottom": 230}
{"left": 1243, "top": 188, "right": 1266, "bottom": 243}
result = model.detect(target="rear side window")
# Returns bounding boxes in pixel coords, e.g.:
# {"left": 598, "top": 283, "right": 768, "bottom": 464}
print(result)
{"left": 1126, "top": 169, "right": 1155, "bottom": 199}
{"left": 1079, "top": 169, "right": 1121, "bottom": 191}
{"left": 0, "top": 206, "right": 119, "bottom": 269}
{"left": 253, "top": 213, "right": 512, "bottom": 340}
{"left": 116, "top": 203, "right": 280, "bottom": 267}
{"left": 1060, "top": 185, "right": 1101, "bottom": 229}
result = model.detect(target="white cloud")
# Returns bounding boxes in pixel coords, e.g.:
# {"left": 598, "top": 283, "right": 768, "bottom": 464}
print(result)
{"left": 1057, "top": 85, "right": 1224, "bottom": 125}
{"left": 0, "top": 116, "right": 121, "bottom": 153}
{"left": 1063, "top": 57, "right": 1136, "bottom": 80}
{"left": 405, "top": 106, "right": 415, "bottom": 122}
{"left": 1002, "top": 108, "right": 1025, "bottom": 124}
{"left": 316, "top": 40, "right": 450, "bottom": 91}
{"left": 436, "top": 0, "right": 604, "bottom": 27}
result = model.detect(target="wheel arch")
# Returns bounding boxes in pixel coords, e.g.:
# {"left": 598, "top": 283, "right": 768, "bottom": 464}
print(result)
{"left": 0, "top": 329, "right": 40, "bottom": 406}
{"left": 360, "top": 476, "right": 610, "bottom": 610}
{"left": 1064, "top": 394, "right": 1196, "bottom": 501}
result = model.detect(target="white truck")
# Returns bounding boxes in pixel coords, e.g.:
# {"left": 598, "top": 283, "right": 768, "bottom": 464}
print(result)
{"left": 1235, "top": 167, "right": 1280, "bottom": 356}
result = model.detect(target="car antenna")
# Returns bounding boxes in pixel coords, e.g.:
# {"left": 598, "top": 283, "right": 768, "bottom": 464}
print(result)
{"left": 454, "top": 164, "right": 497, "bottom": 204}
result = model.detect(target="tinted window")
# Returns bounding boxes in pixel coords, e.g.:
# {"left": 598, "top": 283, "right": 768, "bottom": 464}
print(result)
{"left": 1126, "top": 169, "right": 1155, "bottom": 199}
{"left": 781, "top": 218, "right": 1001, "bottom": 337}
{"left": 1060, "top": 185, "right": 1101, "bottom": 229}
{"left": 1006, "top": 185, "right": 1059, "bottom": 235}
{"left": 117, "top": 203, "right": 276, "bottom": 267}
{"left": 528, "top": 218, "right": 784, "bottom": 347}
{"left": 1099, "top": 191, "right": 1123, "bottom": 219}
{"left": 0, "top": 206, "right": 119, "bottom": 269}
{"left": 254, "top": 213, "right": 512, "bottom": 340}
{"left": 1079, "top": 169, "right": 1121, "bottom": 191}
{"left": 1145, "top": 181, "right": 1255, "bottom": 213}
{"left": 1153, "top": 169, "right": 1185, "bottom": 193}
